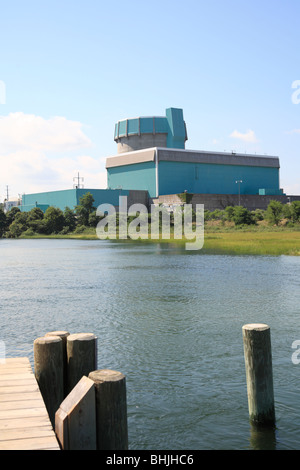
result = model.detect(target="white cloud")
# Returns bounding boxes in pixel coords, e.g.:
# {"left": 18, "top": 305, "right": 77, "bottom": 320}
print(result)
{"left": 286, "top": 129, "right": 300, "bottom": 135}
{"left": 0, "top": 112, "right": 92, "bottom": 153}
{"left": 230, "top": 129, "right": 258, "bottom": 143}
{"left": 0, "top": 112, "right": 107, "bottom": 199}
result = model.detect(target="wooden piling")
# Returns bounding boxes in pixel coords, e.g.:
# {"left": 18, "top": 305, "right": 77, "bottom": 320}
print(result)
{"left": 55, "top": 375, "right": 96, "bottom": 450}
{"left": 242, "top": 323, "right": 275, "bottom": 426}
{"left": 67, "top": 333, "right": 97, "bottom": 393}
{"left": 33, "top": 335, "right": 64, "bottom": 428}
{"left": 88, "top": 369, "right": 128, "bottom": 450}
{"left": 45, "top": 331, "right": 70, "bottom": 397}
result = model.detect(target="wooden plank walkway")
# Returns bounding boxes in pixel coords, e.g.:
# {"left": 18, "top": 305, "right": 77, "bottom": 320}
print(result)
{"left": 0, "top": 357, "right": 60, "bottom": 450}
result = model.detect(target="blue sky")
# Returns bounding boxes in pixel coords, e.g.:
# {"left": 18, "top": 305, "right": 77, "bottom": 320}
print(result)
{"left": 1, "top": 0, "right": 300, "bottom": 200}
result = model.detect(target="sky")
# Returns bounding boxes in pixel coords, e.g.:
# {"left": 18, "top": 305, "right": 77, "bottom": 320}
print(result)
{"left": 0, "top": 0, "right": 300, "bottom": 201}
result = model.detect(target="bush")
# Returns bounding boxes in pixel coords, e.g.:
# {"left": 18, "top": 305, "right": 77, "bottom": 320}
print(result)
{"left": 60, "top": 226, "right": 71, "bottom": 235}
{"left": 266, "top": 200, "right": 283, "bottom": 225}
{"left": 232, "top": 206, "right": 253, "bottom": 225}
{"left": 251, "top": 209, "right": 265, "bottom": 223}
{"left": 74, "top": 224, "right": 86, "bottom": 234}
{"left": 204, "top": 210, "right": 211, "bottom": 221}
{"left": 224, "top": 206, "right": 235, "bottom": 221}
{"left": 290, "top": 201, "right": 300, "bottom": 223}
{"left": 22, "top": 228, "right": 35, "bottom": 237}
{"left": 210, "top": 209, "right": 225, "bottom": 220}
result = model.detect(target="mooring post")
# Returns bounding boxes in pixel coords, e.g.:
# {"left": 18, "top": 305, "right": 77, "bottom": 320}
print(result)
{"left": 45, "top": 330, "right": 70, "bottom": 397}
{"left": 55, "top": 375, "right": 96, "bottom": 450}
{"left": 242, "top": 323, "right": 275, "bottom": 426}
{"left": 88, "top": 369, "right": 128, "bottom": 450}
{"left": 67, "top": 333, "right": 97, "bottom": 393}
{"left": 33, "top": 335, "right": 64, "bottom": 428}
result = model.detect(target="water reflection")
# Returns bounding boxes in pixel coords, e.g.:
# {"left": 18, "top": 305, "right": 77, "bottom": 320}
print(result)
{"left": 249, "top": 423, "right": 278, "bottom": 450}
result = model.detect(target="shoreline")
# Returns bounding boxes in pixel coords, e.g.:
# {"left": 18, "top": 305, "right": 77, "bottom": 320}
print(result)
{"left": 8, "top": 228, "right": 300, "bottom": 256}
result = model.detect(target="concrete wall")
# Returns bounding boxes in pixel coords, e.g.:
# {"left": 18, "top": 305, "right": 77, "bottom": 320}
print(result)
{"left": 152, "top": 193, "right": 293, "bottom": 211}
{"left": 117, "top": 134, "right": 167, "bottom": 154}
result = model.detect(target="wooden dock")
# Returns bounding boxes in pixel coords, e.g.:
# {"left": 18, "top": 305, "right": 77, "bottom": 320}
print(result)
{"left": 0, "top": 357, "right": 60, "bottom": 450}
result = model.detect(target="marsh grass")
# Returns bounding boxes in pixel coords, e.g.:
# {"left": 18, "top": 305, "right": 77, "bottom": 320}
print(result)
{"left": 19, "top": 223, "right": 300, "bottom": 256}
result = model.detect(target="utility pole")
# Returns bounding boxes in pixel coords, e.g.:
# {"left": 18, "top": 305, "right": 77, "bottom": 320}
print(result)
{"left": 235, "top": 180, "right": 242, "bottom": 206}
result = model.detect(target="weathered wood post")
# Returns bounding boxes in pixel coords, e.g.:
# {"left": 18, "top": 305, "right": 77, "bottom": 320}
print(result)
{"left": 242, "top": 323, "right": 275, "bottom": 426}
{"left": 67, "top": 333, "right": 97, "bottom": 393}
{"left": 88, "top": 369, "right": 128, "bottom": 450}
{"left": 55, "top": 375, "right": 96, "bottom": 450}
{"left": 45, "top": 330, "right": 70, "bottom": 397}
{"left": 34, "top": 335, "right": 64, "bottom": 428}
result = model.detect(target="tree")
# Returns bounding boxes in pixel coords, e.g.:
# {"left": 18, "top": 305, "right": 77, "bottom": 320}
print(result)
{"left": 290, "top": 201, "right": 300, "bottom": 223}
{"left": 63, "top": 206, "right": 77, "bottom": 232}
{"left": 44, "top": 207, "right": 65, "bottom": 234}
{"left": 27, "top": 207, "right": 44, "bottom": 222}
{"left": 7, "top": 212, "right": 28, "bottom": 237}
{"left": 266, "top": 200, "right": 283, "bottom": 225}
{"left": 26, "top": 207, "right": 45, "bottom": 233}
{"left": 0, "top": 209, "right": 6, "bottom": 237}
{"left": 5, "top": 206, "right": 21, "bottom": 229}
{"left": 75, "top": 192, "right": 95, "bottom": 226}
{"left": 88, "top": 210, "right": 101, "bottom": 228}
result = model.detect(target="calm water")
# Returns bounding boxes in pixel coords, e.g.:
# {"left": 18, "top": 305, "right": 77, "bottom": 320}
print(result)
{"left": 1, "top": 238, "right": 300, "bottom": 450}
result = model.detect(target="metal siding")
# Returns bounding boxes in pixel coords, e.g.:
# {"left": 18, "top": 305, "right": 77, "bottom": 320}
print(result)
{"left": 157, "top": 148, "right": 279, "bottom": 168}
{"left": 140, "top": 117, "right": 154, "bottom": 134}
{"left": 127, "top": 119, "right": 139, "bottom": 135}
{"left": 76, "top": 188, "right": 129, "bottom": 208}
{"left": 158, "top": 161, "right": 280, "bottom": 196}
{"left": 165, "top": 108, "right": 187, "bottom": 149}
{"left": 118, "top": 120, "right": 127, "bottom": 137}
{"left": 107, "top": 161, "right": 156, "bottom": 197}
{"left": 22, "top": 190, "right": 78, "bottom": 211}
{"left": 21, "top": 189, "right": 132, "bottom": 212}
{"left": 154, "top": 117, "right": 168, "bottom": 133}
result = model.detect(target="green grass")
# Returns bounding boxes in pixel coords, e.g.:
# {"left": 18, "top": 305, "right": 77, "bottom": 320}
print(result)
{"left": 17, "top": 224, "right": 300, "bottom": 256}
{"left": 202, "top": 231, "right": 300, "bottom": 256}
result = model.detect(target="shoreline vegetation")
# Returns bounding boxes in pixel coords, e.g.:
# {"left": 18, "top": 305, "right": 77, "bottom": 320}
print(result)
{"left": 1, "top": 192, "right": 300, "bottom": 256}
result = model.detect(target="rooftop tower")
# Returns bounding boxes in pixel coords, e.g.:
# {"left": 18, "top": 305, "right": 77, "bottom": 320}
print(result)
{"left": 114, "top": 107, "right": 188, "bottom": 154}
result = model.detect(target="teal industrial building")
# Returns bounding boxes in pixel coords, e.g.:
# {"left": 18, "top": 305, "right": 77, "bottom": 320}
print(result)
{"left": 20, "top": 107, "right": 289, "bottom": 213}
{"left": 106, "top": 147, "right": 282, "bottom": 199}
{"left": 21, "top": 188, "right": 148, "bottom": 213}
